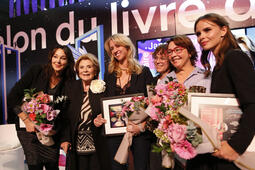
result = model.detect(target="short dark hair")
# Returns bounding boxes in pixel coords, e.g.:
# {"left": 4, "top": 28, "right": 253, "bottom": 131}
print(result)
{"left": 152, "top": 44, "right": 168, "bottom": 59}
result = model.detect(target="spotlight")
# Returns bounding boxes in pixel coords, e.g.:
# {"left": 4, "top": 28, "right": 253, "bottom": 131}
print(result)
{"left": 121, "top": 0, "right": 129, "bottom": 8}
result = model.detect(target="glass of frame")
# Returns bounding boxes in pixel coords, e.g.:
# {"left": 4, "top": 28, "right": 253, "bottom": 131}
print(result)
{"left": 101, "top": 93, "right": 144, "bottom": 136}
{"left": 188, "top": 92, "right": 255, "bottom": 152}
{"left": 188, "top": 93, "right": 241, "bottom": 140}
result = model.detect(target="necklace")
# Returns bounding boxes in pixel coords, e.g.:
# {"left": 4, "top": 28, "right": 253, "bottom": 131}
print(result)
{"left": 120, "top": 67, "right": 128, "bottom": 71}
{"left": 118, "top": 74, "right": 131, "bottom": 89}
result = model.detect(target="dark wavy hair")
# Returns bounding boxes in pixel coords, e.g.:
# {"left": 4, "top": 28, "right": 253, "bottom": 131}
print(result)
{"left": 167, "top": 35, "right": 198, "bottom": 67}
{"left": 44, "top": 45, "right": 76, "bottom": 81}
{"left": 194, "top": 13, "right": 240, "bottom": 77}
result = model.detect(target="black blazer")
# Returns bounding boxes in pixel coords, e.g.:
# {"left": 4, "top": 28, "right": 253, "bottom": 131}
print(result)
{"left": 152, "top": 74, "right": 161, "bottom": 85}
{"left": 211, "top": 49, "right": 255, "bottom": 154}
{"left": 104, "top": 66, "right": 154, "bottom": 97}
{"left": 62, "top": 79, "right": 111, "bottom": 170}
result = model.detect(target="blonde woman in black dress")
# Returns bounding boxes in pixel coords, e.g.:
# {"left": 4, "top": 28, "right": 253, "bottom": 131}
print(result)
{"left": 95, "top": 33, "right": 154, "bottom": 170}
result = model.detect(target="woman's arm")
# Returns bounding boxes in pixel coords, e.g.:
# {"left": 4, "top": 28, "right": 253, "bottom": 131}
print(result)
{"left": 223, "top": 50, "right": 255, "bottom": 154}
{"left": 7, "top": 65, "right": 43, "bottom": 124}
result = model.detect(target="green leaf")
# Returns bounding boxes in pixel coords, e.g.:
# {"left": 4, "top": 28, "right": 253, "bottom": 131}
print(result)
{"left": 151, "top": 144, "right": 163, "bottom": 153}
{"left": 167, "top": 76, "right": 174, "bottom": 82}
{"left": 41, "top": 113, "right": 46, "bottom": 118}
{"left": 156, "top": 104, "right": 167, "bottom": 113}
{"left": 23, "top": 88, "right": 37, "bottom": 100}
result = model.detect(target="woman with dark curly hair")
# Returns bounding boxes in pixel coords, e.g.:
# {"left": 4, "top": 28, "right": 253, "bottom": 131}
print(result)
{"left": 7, "top": 45, "right": 76, "bottom": 170}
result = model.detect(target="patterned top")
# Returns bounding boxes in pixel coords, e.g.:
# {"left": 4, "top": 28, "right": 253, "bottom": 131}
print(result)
{"left": 76, "top": 92, "right": 95, "bottom": 155}
{"left": 159, "top": 67, "right": 211, "bottom": 93}
{"left": 78, "top": 92, "right": 92, "bottom": 128}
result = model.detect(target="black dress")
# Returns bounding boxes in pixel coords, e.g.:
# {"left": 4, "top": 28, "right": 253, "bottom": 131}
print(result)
{"left": 7, "top": 65, "right": 70, "bottom": 166}
{"left": 104, "top": 66, "right": 154, "bottom": 170}
{"left": 186, "top": 49, "right": 255, "bottom": 169}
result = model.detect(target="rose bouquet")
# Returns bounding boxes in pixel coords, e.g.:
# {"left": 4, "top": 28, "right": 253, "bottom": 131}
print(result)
{"left": 147, "top": 78, "right": 255, "bottom": 170}
{"left": 147, "top": 77, "right": 202, "bottom": 167}
{"left": 114, "top": 95, "right": 149, "bottom": 164}
{"left": 22, "top": 88, "right": 67, "bottom": 146}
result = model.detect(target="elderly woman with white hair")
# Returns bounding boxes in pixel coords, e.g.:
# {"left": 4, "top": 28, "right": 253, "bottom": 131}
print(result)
{"left": 61, "top": 53, "right": 111, "bottom": 170}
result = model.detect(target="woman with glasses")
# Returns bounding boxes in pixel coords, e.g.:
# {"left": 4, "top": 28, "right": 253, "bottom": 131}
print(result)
{"left": 149, "top": 44, "right": 174, "bottom": 170}
{"left": 160, "top": 35, "right": 211, "bottom": 93}
{"left": 152, "top": 44, "right": 174, "bottom": 84}
{"left": 158, "top": 35, "right": 211, "bottom": 169}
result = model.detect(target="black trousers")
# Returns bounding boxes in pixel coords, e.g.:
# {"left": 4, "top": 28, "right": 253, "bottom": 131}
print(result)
{"left": 107, "top": 133, "right": 151, "bottom": 170}
{"left": 28, "top": 162, "right": 59, "bottom": 170}
{"left": 17, "top": 131, "right": 59, "bottom": 165}
{"left": 186, "top": 153, "right": 240, "bottom": 170}
{"left": 77, "top": 153, "right": 100, "bottom": 170}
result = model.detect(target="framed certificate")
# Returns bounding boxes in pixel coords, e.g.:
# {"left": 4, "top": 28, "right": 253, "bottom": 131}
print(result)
{"left": 188, "top": 93, "right": 255, "bottom": 152}
{"left": 188, "top": 93, "right": 241, "bottom": 140}
{"left": 101, "top": 93, "right": 144, "bottom": 136}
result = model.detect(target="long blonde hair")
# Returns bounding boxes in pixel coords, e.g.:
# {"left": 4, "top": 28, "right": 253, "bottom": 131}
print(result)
{"left": 104, "top": 33, "right": 142, "bottom": 77}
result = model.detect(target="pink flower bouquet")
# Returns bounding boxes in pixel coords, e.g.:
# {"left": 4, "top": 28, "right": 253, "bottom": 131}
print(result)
{"left": 114, "top": 95, "right": 149, "bottom": 164}
{"left": 22, "top": 88, "right": 66, "bottom": 146}
{"left": 121, "top": 96, "right": 149, "bottom": 123}
{"left": 147, "top": 78, "right": 202, "bottom": 165}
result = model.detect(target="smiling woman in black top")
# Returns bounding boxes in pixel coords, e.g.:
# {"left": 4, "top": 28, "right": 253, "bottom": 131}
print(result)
{"left": 7, "top": 45, "right": 75, "bottom": 170}
{"left": 94, "top": 33, "right": 153, "bottom": 170}
{"left": 187, "top": 13, "right": 255, "bottom": 170}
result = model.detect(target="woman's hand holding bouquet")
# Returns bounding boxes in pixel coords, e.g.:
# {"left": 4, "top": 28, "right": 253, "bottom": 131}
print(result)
{"left": 122, "top": 96, "right": 148, "bottom": 135}
{"left": 114, "top": 96, "right": 149, "bottom": 164}
{"left": 147, "top": 78, "right": 203, "bottom": 168}
{"left": 21, "top": 88, "right": 66, "bottom": 146}
{"left": 149, "top": 78, "right": 255, "bottom": 170}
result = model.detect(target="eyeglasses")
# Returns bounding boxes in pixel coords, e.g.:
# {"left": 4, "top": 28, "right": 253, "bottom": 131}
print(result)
{"left": 167, "top": 47, "right": 185, "bottom": 56}
{"left": 154, "top": 57, "right": 168, "bottom": 62}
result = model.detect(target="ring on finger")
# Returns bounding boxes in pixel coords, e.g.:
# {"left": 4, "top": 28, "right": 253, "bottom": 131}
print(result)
{"left": 214, "top": 149, "right": 219, "bottom": 153}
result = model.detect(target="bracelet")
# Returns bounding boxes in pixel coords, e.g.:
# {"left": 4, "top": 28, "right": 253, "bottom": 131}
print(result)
{"left": 138, "top": 123, "right": 145, "bottom": 132}
{"left": 22, "top": 116, "right": 29, "bottom": 122}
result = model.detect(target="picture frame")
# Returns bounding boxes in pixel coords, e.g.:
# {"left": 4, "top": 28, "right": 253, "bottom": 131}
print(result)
{"left": 188, "top": 93, "right": 255, "bottom": 152}
{"left": 188, "top": 93, "right": 241, "bottom": 140}
{"left": 101, "top": 93, "right": 144, "bottom": 136}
